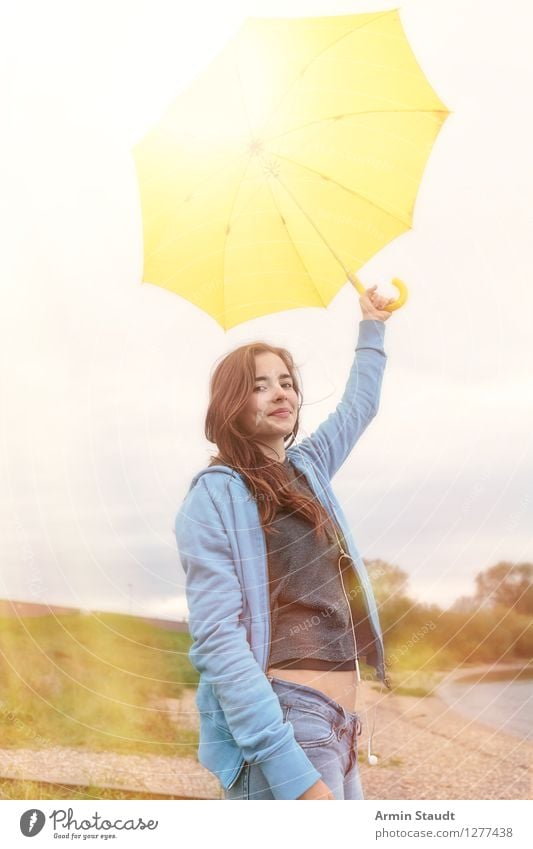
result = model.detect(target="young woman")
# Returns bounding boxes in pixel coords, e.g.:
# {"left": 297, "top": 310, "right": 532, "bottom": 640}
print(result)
{"left": 175, "top": 285, "right": 394, "bottom": 800}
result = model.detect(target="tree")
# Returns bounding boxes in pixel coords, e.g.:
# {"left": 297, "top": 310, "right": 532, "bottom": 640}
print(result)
{"left": 474, "top": 561, "right": 533, "bottom": 616}
{"left": 365, "top": 559, "right": 410, "bottom": 605}
{"left": 449, "top": 594, "right": 478, "bottom": 613}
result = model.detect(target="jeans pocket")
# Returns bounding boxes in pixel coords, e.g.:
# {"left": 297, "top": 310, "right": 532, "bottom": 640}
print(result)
{"left": 286, "top": 704, "right": 336, "bottom": 748}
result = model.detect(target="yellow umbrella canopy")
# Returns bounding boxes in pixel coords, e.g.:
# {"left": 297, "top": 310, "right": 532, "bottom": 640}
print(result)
{"left": 133, "top": 9, "right": 449, "bottom": 330}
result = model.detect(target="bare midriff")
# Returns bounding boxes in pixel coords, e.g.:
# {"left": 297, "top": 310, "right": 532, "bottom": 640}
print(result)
{"left": 267, "top": 666, "right": 358, "bottom": 713}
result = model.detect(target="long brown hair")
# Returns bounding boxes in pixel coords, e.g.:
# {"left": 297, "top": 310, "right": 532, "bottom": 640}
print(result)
{"left": 205, "top": 341, "right": 332, "bottom": 541}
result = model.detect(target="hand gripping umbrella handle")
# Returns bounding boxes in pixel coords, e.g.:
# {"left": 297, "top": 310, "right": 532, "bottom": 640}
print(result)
{"left": 347, "top": 272, "right": 408, "bottom": 312}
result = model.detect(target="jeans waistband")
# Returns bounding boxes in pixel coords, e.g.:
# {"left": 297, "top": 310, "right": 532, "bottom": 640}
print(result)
{"left": 267, "top": 674, "right": 362, "bottom": 733}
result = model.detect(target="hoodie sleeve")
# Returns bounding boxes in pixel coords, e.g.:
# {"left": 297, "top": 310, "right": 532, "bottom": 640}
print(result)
{"left": 296, "top": 319, "right": 387, "bottom": 481}
{"left": 174, "top": 476, "right": 322, "bottom": 800}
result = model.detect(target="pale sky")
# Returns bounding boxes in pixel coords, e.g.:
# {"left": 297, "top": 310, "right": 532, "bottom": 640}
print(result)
{"left": 1, "top": 0, "right": 532, "bottom": 621}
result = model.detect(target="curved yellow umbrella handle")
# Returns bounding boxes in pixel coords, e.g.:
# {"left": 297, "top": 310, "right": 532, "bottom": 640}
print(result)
{"left": 347, "top": 272, "right": 408, "bottom": 312}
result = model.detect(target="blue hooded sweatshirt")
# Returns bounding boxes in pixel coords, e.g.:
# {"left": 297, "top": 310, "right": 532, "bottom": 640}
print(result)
{"left": 174, "top": 318, "right": 390, "bottom": 800}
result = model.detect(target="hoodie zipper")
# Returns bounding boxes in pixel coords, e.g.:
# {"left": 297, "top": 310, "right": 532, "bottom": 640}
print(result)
{"left": 265, "top": 542, "right": 273, "bottom": 673}
{"left": 251, "top": 521, "right": 272, "bottom": 674}
{"left": 329, "top": 501, "right": 388, "bottom": 686}
{"left": 332, "top": 526, "right": 362, "bottom": 684}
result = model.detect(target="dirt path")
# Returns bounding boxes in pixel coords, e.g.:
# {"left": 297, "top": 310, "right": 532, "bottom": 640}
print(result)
{"left": 360, "top": 678, "right": 532, "bottom": 800}
{"left": 0, "top": 746, "right": 221, "bottom": 799}
{"left": 1, "top": 675, "right": 530, "bottom": 799}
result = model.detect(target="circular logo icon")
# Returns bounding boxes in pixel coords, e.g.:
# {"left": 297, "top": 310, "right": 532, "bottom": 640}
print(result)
{"left": 20, "top": 809, "right": 46, "bottom": 837}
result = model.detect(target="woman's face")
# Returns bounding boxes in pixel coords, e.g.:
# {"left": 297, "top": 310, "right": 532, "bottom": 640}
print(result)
{"left": 238, "top": 351, "right": 298, "bottom": 445}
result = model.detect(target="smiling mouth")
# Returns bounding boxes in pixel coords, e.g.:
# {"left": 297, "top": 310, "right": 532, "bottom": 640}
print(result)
{"left": 269, "top": 411, "right": 292, "bottom": 418}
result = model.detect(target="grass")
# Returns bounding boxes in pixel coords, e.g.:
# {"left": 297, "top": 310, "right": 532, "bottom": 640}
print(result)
{"left": 369, "top": 653, "right": 533, "bottom": 698}
{"left": 0, "top": 778, "right": 192, "bottom": 800}
{"left": 0, "top": 612, "right": 199, "bottom": 757}
{"left": 457, "top": 665, "right": 533, "bottom": 685}
{"left": 392, "top": 685, "right": 435, "bottom": 698}
{"left": 365, "top": 650, "right": 453, "bottom": 697}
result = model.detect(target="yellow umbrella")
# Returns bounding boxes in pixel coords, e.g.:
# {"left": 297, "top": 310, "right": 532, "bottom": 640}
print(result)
{"left": 133, "top": 9, "right": 449, "bottom": 330}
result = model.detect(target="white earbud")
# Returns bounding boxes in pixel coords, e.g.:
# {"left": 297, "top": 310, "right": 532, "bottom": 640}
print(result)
{"left": 367, "top": 739, "right": 378, "bottom": 766}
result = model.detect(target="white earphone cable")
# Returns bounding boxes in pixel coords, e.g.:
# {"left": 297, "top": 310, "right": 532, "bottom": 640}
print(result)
{"left": 329, "top": 518, "right": 381, "bottom": 766}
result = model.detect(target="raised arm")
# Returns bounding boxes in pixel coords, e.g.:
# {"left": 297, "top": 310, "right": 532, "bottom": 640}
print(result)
{"left": 296, "top": 284, "right": 393, "bottom": 481}
{"left": 174, "top": 476, "right": 322, "bottom": 800}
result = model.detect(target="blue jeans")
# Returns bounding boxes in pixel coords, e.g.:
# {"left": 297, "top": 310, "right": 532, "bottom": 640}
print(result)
{"left": 224, "top": 675, "right": 364, "bottom": 800}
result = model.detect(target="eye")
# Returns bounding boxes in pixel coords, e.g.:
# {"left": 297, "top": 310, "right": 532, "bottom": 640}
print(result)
{"left": 254, "top": 382, "right": 293, "bottom": 392}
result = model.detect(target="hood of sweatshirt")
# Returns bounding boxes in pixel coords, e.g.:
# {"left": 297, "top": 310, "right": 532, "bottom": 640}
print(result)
{"left": 187, "top": 455, "right": 294, "bottom": 492}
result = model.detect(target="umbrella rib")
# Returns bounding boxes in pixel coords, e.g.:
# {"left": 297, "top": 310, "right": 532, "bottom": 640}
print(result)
{"left": 220, "top": 161, "right": 297, "bottom": 323}
{"left": 141, "top": 148, "right": 247, "bottom": 242}
{"left": 220, "top": 154, "right": 259, "bottom": 324}
{"left": 274, "top": 153, "right": 412, "bottom": 227}
{"left": 260, "top": 8, "right": 397, "bottom": 138}
{"left": 264, "top": 108, "right": 449, "bottom": 144}
{"left": 274, "top": 173, "right": 351, "bottom": 281}
{"left": 264, "top": 179, "right": 328, "bottom": 309}
{"left": 144, "top": 153, "right": 259, "bottom": 265}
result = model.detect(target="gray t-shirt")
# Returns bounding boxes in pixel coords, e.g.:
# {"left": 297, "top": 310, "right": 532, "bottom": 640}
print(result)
{"left": 265, "top": 457, "right": 374, "bottom": 671}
